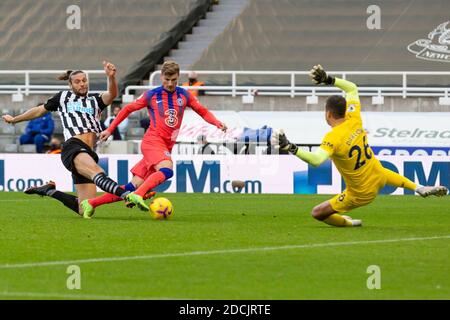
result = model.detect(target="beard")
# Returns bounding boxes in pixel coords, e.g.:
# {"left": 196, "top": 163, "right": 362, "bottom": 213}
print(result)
{"left": 73, "top": 88, "right": 88, "bottom": 96}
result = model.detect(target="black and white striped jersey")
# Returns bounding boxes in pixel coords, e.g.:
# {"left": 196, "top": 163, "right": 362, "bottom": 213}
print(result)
{"left": 44, "top": 90, "right": 108, "bottom": 141}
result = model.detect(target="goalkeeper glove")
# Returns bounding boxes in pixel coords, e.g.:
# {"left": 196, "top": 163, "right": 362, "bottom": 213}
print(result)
{"left": 309, "top": 64, "right": 335, "bottom": 85}
{"left": 271, "top": 129, "right": 298, "bottom": 154}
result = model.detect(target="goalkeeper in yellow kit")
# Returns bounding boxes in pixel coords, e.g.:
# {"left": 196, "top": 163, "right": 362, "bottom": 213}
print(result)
{"left": 272, "top": 65, "right": 448, "bottom": 227}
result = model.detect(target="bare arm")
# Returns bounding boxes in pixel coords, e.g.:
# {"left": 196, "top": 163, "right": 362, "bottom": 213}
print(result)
{"left": 2, "top": 105, "right": 48, "bottom": 124}
{"left": 101, "top": 60, "right": 118, "bottom": 106}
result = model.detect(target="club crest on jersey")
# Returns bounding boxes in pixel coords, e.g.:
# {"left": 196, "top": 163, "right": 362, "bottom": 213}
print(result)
{"left": 177, "top": 97, "right": 183, "bottom": 107}
{"left": 164, "top": 109, "right": 178, "bottom": 127}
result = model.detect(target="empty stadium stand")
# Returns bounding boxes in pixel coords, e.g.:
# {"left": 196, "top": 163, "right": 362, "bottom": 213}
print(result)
{"left": 0, "top": 0, "right": 212, "bottom": 89}
{"left": 1, "top": 0, "right": 449, "bottom": 154}
{"left": 163, "top": 0, "right": 249, "bottom": 70}
{"left": 191, "top": 0, "right": 450, "bottom": 86}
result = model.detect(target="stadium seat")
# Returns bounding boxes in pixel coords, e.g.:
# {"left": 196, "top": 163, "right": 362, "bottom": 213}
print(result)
{"left": 127, "top": 119, "right": 141, "bottom": 129}
{"left": 53, "top": 120, "right": 63, "bottom": 135}
{"left": 2, "top": 143, "right": 18, "bottom": 153}
{"left": 14, "top": 122, "right": 27, "bottom": 135}
{"left": 0, "top": 124, "right": 15, "bottom": 135}
{"left": 18, "top": 144, "right": 37, "bottom": 153}
{"left": 127, "top": 127, "right": 145, "bottom": 139}
{"left": 0, "top": 135, "right": 15, "bottom": 146}
{"left": 1, "top": 108, "right": 12, "bottom": 115}
{"left": 127, "top": 109, "right": 148, "bottom": 121}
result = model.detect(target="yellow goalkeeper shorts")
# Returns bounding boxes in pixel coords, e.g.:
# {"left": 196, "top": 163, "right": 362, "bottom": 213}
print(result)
{"left": 329, "top": 189, "right": 378, "bottom": 213}
{"left": 329, "top": 169, "right": 389, "bottom": 213}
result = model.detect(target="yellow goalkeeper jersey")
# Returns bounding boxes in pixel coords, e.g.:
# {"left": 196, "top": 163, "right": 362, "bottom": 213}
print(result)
{"left": 319, "top": 79, "right": 385, "bottom": 197}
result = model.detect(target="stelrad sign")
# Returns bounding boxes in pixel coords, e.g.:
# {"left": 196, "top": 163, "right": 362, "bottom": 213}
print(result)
{"left": 177, "top": 111, "right": 450, "bottom": 147}
{"left": 363, "top": 112, "right": 450, "bottom": 147}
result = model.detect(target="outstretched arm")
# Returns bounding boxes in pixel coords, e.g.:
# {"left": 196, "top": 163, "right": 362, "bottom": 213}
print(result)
{"left": 188, "top": 93, "right": 227, "bottom": 132}
{"left": 334, "top": 78, "right": 359, "bottom": 102}
{"left": 100, "top": 61, "right": 118, "bottom": 106}
{"left": 271, "top": 129, "right": 329, "bottom": 167}
{"left": 2, "top": 105, "right": 48, "bottom": 124}
{"left": 309, "top": 64, "right": 360, "bottom": 102}
{"left": 310, "top": 64, "right": 362, "bottom": 121}
{"left": 295, "top": 148, "right": 329, "bottom": 167}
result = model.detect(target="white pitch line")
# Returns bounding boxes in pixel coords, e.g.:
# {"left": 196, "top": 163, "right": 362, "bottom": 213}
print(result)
{"left": 0, "top": 235, "right": 449, "bottom": 270}
{"left": 0, "top": 291, "right": 183, "bottom": 300}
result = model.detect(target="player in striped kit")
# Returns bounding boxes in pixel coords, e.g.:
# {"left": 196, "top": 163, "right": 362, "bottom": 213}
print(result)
{"left": 2, "top": 61, "right": 134, "bottom": 217}
{"left": 80, "top": 60, "right": 227, "bottom": 216}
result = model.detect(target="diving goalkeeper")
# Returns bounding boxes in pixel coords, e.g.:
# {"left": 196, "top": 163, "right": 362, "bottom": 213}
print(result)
{"left": 271, "top": 65, "right": 448, "bottom": 227}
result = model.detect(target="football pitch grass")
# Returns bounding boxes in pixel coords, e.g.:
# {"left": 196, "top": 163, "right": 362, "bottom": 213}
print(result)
{"left": 0, "top": 192, "right": 448, "bottom": 300}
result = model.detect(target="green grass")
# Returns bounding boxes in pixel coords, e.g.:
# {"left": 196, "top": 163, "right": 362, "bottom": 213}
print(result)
{"left": 0, "top": 192, "right": 448, "bottom": 300}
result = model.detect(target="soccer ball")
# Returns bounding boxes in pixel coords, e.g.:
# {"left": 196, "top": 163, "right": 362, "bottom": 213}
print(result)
{"left": 149, "top": 197, "right": 174, "bottom": 220}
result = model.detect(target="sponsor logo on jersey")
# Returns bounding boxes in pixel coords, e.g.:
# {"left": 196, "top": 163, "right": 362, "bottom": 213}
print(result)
{"left": 67, "top": 101, "right": 94, "bottom": 115}
{"left": 321, "top": 141, "right": 334, "bottom": 148}
{"left": 164, "top": 109, "right": 179, "bottom": 128}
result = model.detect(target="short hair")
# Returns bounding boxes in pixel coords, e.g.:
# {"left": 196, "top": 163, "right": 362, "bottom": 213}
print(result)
{"left": 161, "top": 61, "right": 180, "bottom": 77}
{"left": 325, "top": 95, "right": 346, "bottom": 119}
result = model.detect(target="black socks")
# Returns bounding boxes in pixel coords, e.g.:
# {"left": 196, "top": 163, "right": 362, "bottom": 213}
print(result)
{"left": 92, "top": 172, "right": 128, "bottom": 198}
{"left": 47, "top": 189, "right": 79, "bottom": 214}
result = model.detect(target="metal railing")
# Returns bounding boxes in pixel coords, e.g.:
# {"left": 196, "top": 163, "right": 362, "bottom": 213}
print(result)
{"left": 0, "top": 70, "right": 449, "bottom": 100}
{"left": 147, "top": 70, "right": 450, "bottom": 99}
{"left": 0, "top": 70, "right": 107, "bottom": 95}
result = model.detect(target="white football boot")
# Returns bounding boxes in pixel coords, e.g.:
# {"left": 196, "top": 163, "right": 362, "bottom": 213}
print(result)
{"left": 416, "top": 186, "right": 448, "bottom": 198}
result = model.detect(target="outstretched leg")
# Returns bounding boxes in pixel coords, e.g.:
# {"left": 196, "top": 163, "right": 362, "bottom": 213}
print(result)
{"left": 126, "top": 160, "right": 173, "bottom": 211}
{"left": 82, "top": 157, "right": 162, "bottom": 217}
{"left": 383, "top": 168, "right": 448, "bottom": 197}
{"left": 73, "top": 152, "right": 129, "bottom": 199}
{"left": 311, "top": 191, "right": 362, "bottom": 227}
{"left": 25, "top": 181, "right": 81, "bottom": 217}
{"left": 85, "top": 182, "right": 138, "bottom": 208}
{"left": 311, "top": 201, "right": 361, "bottom": 227}
{"left": 134, "top": 161, "right": 173, "bottom": 197}
{"left": 81, "top": 182, "right": 155, "bottom": 219}
{"left": 416, "top": 186, "right": 448, "bottom": 197}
